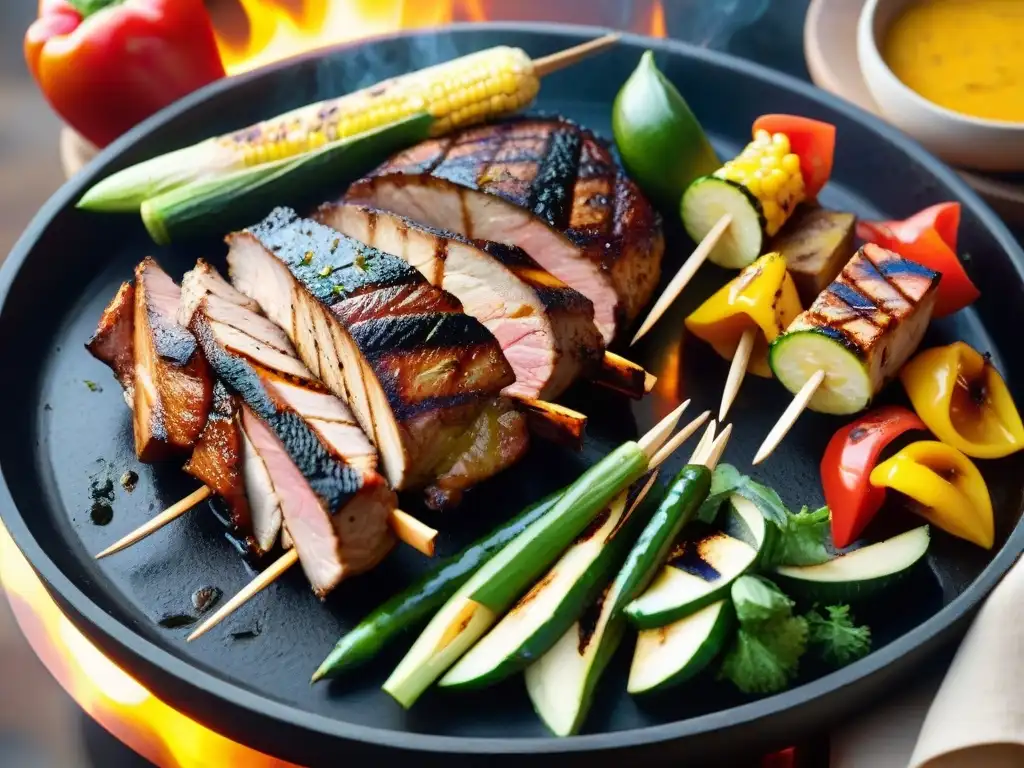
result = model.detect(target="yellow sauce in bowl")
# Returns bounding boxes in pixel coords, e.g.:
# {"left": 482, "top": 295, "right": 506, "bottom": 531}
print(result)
{"left": 883, "top": 0, "right": 1024, "bottom": 123}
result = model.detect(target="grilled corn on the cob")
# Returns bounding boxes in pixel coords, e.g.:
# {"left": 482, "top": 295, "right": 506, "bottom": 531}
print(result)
{"left": 715, "top": 130, "right": 805, "bottom": 236}
{"left": 79, "top": 46, "right": 541, "bottom": 212}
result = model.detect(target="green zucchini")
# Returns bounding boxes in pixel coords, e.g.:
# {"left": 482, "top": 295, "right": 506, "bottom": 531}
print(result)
{"left": 311, "top": 489, "right": 563, "bottom": 682}
{"left": 439, "top": 485, "right": 652, "bottom": 689}
{"left": 383, "top": 442, "right": 649, "bottom": 708}
{"left": 140, "top": 114, "right": 433, "bottom": 244}
{"left": 774, "top": 525, "right": 930, "bottom": 603}
{"left": 769, "top": 329, "right": 873, "bottom": 416}
{"left": 627, "top": 599, "right": 734, "bottom": 694}
{"left": 525, "top": 466, "right": 713, "bottom": 737}
{"left": 681, "top": 175, "right": 765, "bottom": 269}
{"left": 624, "top": 496, "right": 768, "bottom": 629}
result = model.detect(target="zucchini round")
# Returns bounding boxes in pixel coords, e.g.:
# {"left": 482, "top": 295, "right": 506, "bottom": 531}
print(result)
{"left": 681, "top": 176, "right": 765, "bottom": 269}
{"left": 769, "top": 328, "right": 874, "bottom": 415}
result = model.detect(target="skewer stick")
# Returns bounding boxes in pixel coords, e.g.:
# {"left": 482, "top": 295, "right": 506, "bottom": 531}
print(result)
{"left": 649, "top": 411, "right": 712, "bottom": 470}
{"left": 687, "top": 420, "right": 717, "bottom": 464}
{"left": 752, "top": 369, "right": 826, "bottom": 465}
{"left": 637, "top": 399, "right": 691, "bottom": 459}
{"left": 95, "top": 486, "right": 212, "bottom": 559}
{"left": 719, "top": 328, "right": 756, "bottom": 421}
{"left": 187, "top": 549, "right": 300, "bottom": 642}
{"left": 626, "top": 470, "right": 660, "bottom": 514}
{"left": 96, "top": 486, "right": 437, "bottom": 560}
{"left": 592, "top": 352, "right": 657, "bottom": 399}
{"left": 516, "top": 397, "right": 588, "bottom": 450}
{"left": 532, "top": 33, "right": 621, "bottom": 78}
{"left": 389, "top": 509, "right": 437, "bottom": 557}
{"left": 700, "top": 424, "right": 734, "bottom": 471}
{"left": 631, "top": 214, "right": 733, "bottom": 346}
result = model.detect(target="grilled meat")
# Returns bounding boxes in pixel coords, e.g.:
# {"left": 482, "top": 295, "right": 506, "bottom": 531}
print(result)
{"left": 86, "top": 281, "right": 136, "bottom": 404}
{"left": 346, "top": 117, "right": 665, "bottom": 343}
{"left": 769, "top": 207, "right": 857, "bottom": 305}
{"left": 183, "top": 382, "right": 254, "bottom": 546}
{"left": 191, "top": 294, "right": 396, "bottom": 594}
{"left": 228, "top": 207, "right": 528, "bottom": 507}
{"left": 132, "top": 258, "right": 212, "bottom": 461}
{"left": 317, "top": 202, "right": 603, "bottom": 400}
{"left": 177, "top": 258, "right": 261, "bottom": 327}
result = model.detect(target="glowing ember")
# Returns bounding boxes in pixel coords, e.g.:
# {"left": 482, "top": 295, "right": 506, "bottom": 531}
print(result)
{"left": 0, "top": 521, "right": 299, "bottom": 768}
{"left": 213, "top": 0, "right": 667, "bottom": 75}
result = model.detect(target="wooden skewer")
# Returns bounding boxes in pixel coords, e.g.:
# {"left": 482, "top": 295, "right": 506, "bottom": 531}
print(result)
{"left": 649, "top": 411, "right": 711, "bottom": 470}
{"left": 687, "top": 420, "right": 717, "bottom": 464}
{"left": 95, "top": 486, "right": 212, "bottom": 559}
{"left": 96, "top": 487, "right": 436, "bottom": 560}
{"left": 752, "top": 369, "right": 826, "bottom": 465}
{"left": 627, "top": 470, "right": 660, "bottom": 515}
{"left": 701, "top": 424, "right": 734, "bottom": 471}
{"left": 637, "top": 399, "right": 691, "bottom": 459}
{"left": 187, "top": 549, "right": 300, "bottom": 642}
{"left": 516, "top": 397, "right": 588, "bottom": 450}
{"left": 719, "top": 328, "right": 756, "bottom": 421}
{"left": 532, "top": 33, "right": 621, "bottom": 78}
{"left": 631, "top": 214, "right": 733, "bottom": 346}
{"left": 592, "top": 352, "right": 657, "bottom": 400}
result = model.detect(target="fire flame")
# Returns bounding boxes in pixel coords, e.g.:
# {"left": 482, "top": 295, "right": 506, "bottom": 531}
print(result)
{"left": 214, "top": 0, "right": 667, "bottom": 75}
{"left": 0, "top": 521, "right": 299, "bottom": 768}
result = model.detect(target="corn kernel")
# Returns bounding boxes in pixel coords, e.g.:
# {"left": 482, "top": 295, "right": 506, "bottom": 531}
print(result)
{"left": 754, "top": 129, "right": 771, "bottom": 145}
{"left": 745, "top": 176, "right": 762, "bottom": 197}
{"left": 781, "top": 153, "right": 801, "bottom": 175}
{"left": 772, "top": 133, "right": 791, "bottom": 154}
{"left": 760, "top": 155, "right": 780, "bottom": 171}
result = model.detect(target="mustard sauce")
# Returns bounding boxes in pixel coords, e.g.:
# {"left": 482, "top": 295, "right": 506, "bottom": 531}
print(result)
{"left": 883, "top": 0, "right": 1024, "bottom": 123}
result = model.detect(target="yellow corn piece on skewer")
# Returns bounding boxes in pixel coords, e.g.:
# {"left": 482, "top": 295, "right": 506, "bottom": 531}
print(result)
{"left": 715, "top": 130, "right": 805, "bottom": 236}
{"left": 226, "top": 46, "right": 539, "bottom": 167}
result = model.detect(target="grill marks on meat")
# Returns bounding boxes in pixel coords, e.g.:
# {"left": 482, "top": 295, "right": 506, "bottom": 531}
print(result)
{"left": 86, "top": 281, "right": 136, "bottom": 405}
{"left": 228, "top": 208, "right": 528, "bottom": 505}
{"left": 191, "top": 298, "right": 395, "bottom": 594}
{"left": 132, "top": 258, "right": 212, "bottom": 461}
{"left": 183, "top": 381, "right": 253, "bottom": 546}
{"left": 346, "top": 117, "right": 665, "bottom": 343}
{"left": 318, "top": 202, "right": 603, "bottom": 400}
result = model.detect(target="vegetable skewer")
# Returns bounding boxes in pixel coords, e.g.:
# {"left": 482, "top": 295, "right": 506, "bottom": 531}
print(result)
{"left": 754, "top": 243, "right": 941, "bottom": 463}
{"left": 78, "top": 35, "right": 621, "bottom": 212}
{"left": 190, "top": 401, "right": 700, "bottom": 646}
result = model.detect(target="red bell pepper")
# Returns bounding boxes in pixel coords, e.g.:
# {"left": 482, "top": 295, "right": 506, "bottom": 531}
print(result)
{"left": 752, "top": 114, "right": 836, "bottom": 198}
{"left": 25, "top": 0, "right": 226, "bottom": 149}
{"left": 857, "top": 203, "right": 979, "bottom": 317}
{"left": 821, "top": 406, "right": 926, "bottom": 548}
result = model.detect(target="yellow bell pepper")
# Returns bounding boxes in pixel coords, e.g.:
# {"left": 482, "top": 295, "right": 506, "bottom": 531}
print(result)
{"left": 901, "top": 342, "right": 1024, "bottom": 459}
{"left": 684, "top": 251, "right": 802, "bottom": 376}
{"left": 869, "top": 441, "right": 994, "bottom": 549}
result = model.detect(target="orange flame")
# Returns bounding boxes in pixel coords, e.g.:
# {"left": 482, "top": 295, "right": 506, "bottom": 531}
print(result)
{"left": 0, "top": 521, "right": 299, "bottom": 768}
{"left": 215, "top": 0, "right": 667, "bottom": 76}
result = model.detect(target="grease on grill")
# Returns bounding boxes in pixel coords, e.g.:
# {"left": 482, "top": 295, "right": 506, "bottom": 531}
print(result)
{"left": 158, "top": 614, "right": 198, "bottom": 629}
{"left": 191, "top": 586, "right": 223, "bottom": 614}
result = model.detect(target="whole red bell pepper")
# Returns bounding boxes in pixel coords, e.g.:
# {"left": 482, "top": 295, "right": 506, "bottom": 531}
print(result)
{"left": 821, "top": 406, "right": 927, "bottom": 548}
{"left": 25, "top": 0, "right": 226, "bottom": 149}
{"left": 857, "top": 203, "right": 979, "bottom": 317}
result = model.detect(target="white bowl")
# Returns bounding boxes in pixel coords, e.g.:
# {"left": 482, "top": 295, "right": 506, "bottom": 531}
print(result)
{"left": 857, "top": 0, "right": 1024, "bottom": 172}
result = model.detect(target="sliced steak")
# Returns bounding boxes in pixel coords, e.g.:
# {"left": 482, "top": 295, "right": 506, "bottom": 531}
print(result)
{"left": 346, "top": 117, "right": 665, "bottom": 343}
{"left": 317, "top": 202, "right": 604, "bottom": 400}
{"left": 191, "top": 296, "right": 395, "bottom": 594}
{"left": 86, "top": 281, "right": 136, "bottom": 405}
{"left": 178, "top": 258, "right": 260, "bottom": 327}
{"left": 132, "top": 258, "right": 212, "bottom": 461}
{"left": 183, "top": 381, "right": 255, "bottom": 547}
{"left": 228, "top": 207, "right": 528, "bottom": 505}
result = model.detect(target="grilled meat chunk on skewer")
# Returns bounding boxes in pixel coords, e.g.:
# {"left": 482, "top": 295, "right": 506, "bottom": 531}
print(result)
{"left": 228, "top": 207, "right": 528, "bottom": 508}
{"left": 86, "top": 281, "right": 136, "bottom": 404}
{"left": 346, "top": 117, "right": 664, "bottom": 343}
{"left": 86, "top": 258, "right": 214, "bottom": 461}
{"left": 183, "top": 381, "right": 255, "bottom": 547}
{"left": 191, "top": 294, "right": 396, "bottom": 594}
{"left": 317, "top": 202, "right": 603, "bottom": 401}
